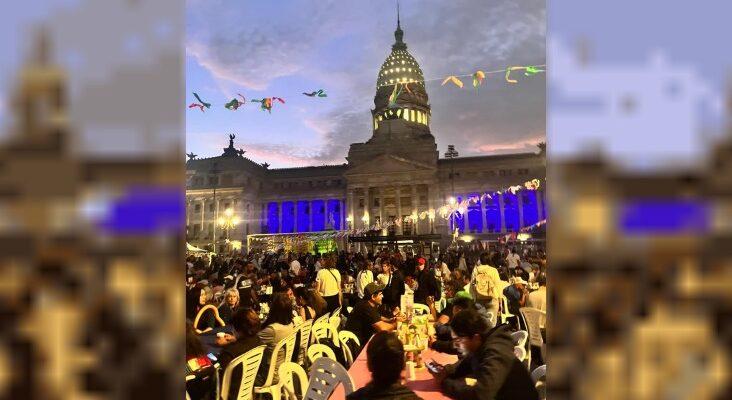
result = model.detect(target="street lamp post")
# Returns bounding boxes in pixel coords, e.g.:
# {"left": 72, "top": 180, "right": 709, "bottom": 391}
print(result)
{"left": 217, "top": 208, "right": 240, "bottom": 254}
{"left": 444, "top": 145, "right": 459, "bottom": 235}
{"left": 209, "top": 164, "right": 220, "bottom": 252}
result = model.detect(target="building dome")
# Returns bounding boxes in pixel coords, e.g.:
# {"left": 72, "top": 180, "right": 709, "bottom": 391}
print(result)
{"left": 372, "top": 18, "right": 431, "bottom": 133}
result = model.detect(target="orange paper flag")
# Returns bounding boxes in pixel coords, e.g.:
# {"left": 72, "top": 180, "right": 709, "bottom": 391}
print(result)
{"left": 441, "top": 76, "right": 464, "bottom": 88}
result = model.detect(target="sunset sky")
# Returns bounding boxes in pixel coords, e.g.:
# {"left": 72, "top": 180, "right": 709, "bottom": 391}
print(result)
{"left": 186, "top": 0, "right": 546, "bottom": 168}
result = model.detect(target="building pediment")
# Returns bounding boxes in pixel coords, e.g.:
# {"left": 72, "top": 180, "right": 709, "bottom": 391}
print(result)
{"left": 345, "top": 154, "right": 435, "bottom": 176}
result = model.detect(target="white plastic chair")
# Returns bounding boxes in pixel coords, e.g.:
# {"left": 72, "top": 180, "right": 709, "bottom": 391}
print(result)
{"left": 511, "top": 330, "right": 528, "bottom": 348}
{"left": 412, "top": 303, "right": 431, "bottom": 316}
{"left": 532, "top": 364, "right": 547, "bottom": 400}
{"left": 254, "top": 330, "right": 299, "bottom": 400}
{"left": 500, "top": 295, "right": 515, "bottom": 324}
{"left": 311, "top": 322, "right": 340, "bottom": 348}
{"left": 303, "top": 357, "right": 356, "bottom": 400}
{"left": 331, "top": 306, "right": 342, "bottom": 318}
{"left": 296, "top": 320, "right": 314, "bottom": 366}
{"left": 329, "top": 315, "right": 341, "bottom": 331}
{"left": 219, "top": 345, "right": 266, "bottom": 400}
{"left": 307, "top": 343, "right": 338, "bottom": 365}
{"left": 513, "top": 345, "right": 527, "bottom": 361}
{"left": 519, "top": 307, "right": 546, "bottom": 367}
{"left": 338, "top": 330, "right": 361, "bottom": 367}
{"left": 531, "top": 364, "right": 546, "bottom": 384}
{"left": 312, "top": 314, "right": 329, "bottom": 333}
{"left": 277, "top": 362, "right": 309, "bottom": 400}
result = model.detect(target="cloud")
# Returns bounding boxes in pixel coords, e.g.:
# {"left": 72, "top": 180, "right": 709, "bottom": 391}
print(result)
{"left": 187, "top": 0, "right": 546, "bottom": 167}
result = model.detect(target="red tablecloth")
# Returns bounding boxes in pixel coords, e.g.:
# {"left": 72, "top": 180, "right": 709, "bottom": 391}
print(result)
{"left": 330, "top": 338, "right": 458, "bottom": 399}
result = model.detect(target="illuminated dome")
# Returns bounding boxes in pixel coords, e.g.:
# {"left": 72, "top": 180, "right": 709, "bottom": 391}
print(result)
{"left": 372, "top": 18, "right": 431, "bottom": 132}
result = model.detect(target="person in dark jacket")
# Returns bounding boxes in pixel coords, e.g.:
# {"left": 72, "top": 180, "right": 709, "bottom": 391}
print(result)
{"left": 413, "top": 257, "right": 440, "bottom": 305}
{"left": 346, "top": 331, "right": 423, "bottom": 400}
{"left": 428, "top": 309, "right": 539, "bottom": 400}
{"left": 217, "top": 308, "right": 264, "bottom": 400}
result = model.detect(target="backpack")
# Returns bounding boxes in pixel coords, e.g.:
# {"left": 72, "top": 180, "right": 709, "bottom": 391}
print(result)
{"left": 472, "top": 265, "right": 496, "bottom": 301}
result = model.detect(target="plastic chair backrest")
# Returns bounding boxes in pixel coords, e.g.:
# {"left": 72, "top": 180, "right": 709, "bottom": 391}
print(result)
{"left": 501, "top": 295, "right": 514, "bottom": 318}
{"left": 258, "top": 330, "right": 299, "bottom": 388}
{"left": 296, "top": 320, "right": 314, "bottom": 365}
{"left": 331, "top": 306, "right": 342, "bottom": 318}
{"left": 329, "top": 315, "right": 341, "bottom": 331}
{"left": 193, "top": 304, "right": 226, "bottom": 334}
{"left": 531, "top": 364, "right": 546, "bottom": 384}
{"left": 513, "top": 345, "right": 527, "bottom": 361}
{"left": 220, "top": 345, "right": 266, "bottom": 400}
{"left": 312, "top": 314, "right": 329, "bottom": 336}
{"left": 519, "top": 307, "right": 545, "bottom": 347}
{"left": 307, "top": 344, "right": 337, "bottom": 365}
{"left": 311, "top": 322, "right": 340, "bottom": 348}
{"left": 412, "top": 303, "right": 431, "bottom": 316}
{"left": 338, "top": 330, "right": 361, "bottom": 368}
{"left": 304, "top": 357, "right": 356, "bottom": 400}
{"left": 277, "top": 362, "right": 309, "bottom": 400}
{"left": 511, "top": 330, "right": 528, "bottom": 348}
{"left": 337, "top": 330, "right": 361, "bottom": 349}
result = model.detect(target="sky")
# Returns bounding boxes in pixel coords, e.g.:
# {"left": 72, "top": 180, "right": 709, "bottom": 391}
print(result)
{"left": 186, "top": 0, "right": 546, "bottom": 168}
{"left": 548, "top": 0, "right": 731, "bottom": 170}
{"left": 0, "top": 0, "right": 183, "bottom": 158}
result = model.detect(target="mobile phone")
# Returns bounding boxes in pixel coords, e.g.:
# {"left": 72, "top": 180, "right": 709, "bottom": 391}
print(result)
{"left": 426, "top": 360, "right": 441, "bottom": 374}
{"left": 207, "top": 353, "right": 217, "bottom": 362}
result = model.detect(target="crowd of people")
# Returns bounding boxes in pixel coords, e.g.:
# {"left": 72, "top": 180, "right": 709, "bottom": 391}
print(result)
{"left": 186, "top": 242, "right": 547, "bottom": 400}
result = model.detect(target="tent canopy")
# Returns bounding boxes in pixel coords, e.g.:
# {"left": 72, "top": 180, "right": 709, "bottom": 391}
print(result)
{"left": 186, "top": 243, "right": 208, "bottom": 253}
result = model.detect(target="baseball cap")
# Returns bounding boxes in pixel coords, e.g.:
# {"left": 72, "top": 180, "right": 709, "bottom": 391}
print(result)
{"left": 364, "top": 282, "right": 386, "bottom": 298}
{"left": 417, "top": 257, "right": 426, "bottom": 265}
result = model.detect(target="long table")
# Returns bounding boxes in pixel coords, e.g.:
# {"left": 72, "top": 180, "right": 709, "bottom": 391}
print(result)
{"left": 331, "top": 338, "right": 459, "bottom": 399}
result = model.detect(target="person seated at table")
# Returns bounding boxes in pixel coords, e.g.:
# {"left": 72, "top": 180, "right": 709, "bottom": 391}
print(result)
{"left": 257, "top": 293, "right": 296, "bottom": 377}
{"left": 503, "top": 277, "right": 529, "bottom": 324}
{"left": 186, "top": 321, "right": 217, "bottom": 400}
{"left": 428, "top": 309, "right": 539, "bottom": 400}
{"left": 344, "top": 282, "right": 405, "bottom": 356}
{"left": 217, "top": 308, "right": 263, "bottom": 370}
{"left": 294, "top": 287, "right": 317, "bottom": 321}
{"left": 346, "top": 332, "right": 423, "bottom": 400}
{"left": 430, "top": 295, "right": 493, "bottom": 355}
{"left": 187, "top": 285, "right": 216, "bottom": 333}
{"left": 218, "top": 288, "right": 242, "bottom": 325}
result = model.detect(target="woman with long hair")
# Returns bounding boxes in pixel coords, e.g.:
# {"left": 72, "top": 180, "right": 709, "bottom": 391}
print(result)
{"left": 186, "top": 284, "right": 216, "bottom": 332}
{"left": 315, "top": 254, "right": 342, "bottom": 314}
{"left": 294, "top": 287, "right": 316, "bottom": 321}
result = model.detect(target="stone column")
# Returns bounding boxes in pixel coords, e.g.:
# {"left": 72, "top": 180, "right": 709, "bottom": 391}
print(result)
{"left": 481, "top": 192, "right": 488, "bottom": 233}
{"left": 348, "top": 190, "right": 355, "bottom": 230}
{"left": 200, "top": 199, "right": 205, "bottom": 232}
{"left": 310, "top": 200, "right": 315, "bottom": 232}
{"left": 498, "top": 194, "right": 506, "bottom": 233}
{"left": 411, "top": 185, "right": 419, "bottom": 234}
{"left": 536, "top": 189, "right": 544, "bottom": 221}
{"left": 262, "top": 202, "right": 268, "bottom": 234}
{"left": 396, "top": 187, "right": 402, "bottom": 235}
{"left": 379, "top": 187, "right": 385, "bottom": 234}
{"left": 364, "top": 188, "right": 371, "bottom": 229}
{"left": 342, "top": 198, "right": 347, "bottom": 230}
{"left": 292, "top": 200, "right": 297, "bottom": 233}
{"left": 427, "top": 185, "right": 434, "bottom": 234}
{"left": 517, "top": 192, "right": 524, "bottom": 229}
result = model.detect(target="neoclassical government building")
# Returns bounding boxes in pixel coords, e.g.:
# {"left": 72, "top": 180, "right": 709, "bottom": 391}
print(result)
{"left": 186, "top": 20, "right": 546, "bottom": 253}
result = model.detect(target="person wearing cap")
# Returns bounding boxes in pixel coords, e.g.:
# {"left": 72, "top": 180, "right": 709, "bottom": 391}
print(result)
{"left": 413, "top": 257, "right": 439, "bottom": 305}
{"left": 344, "top": 282, "right": 405, "bottom": 356}
{"left": 503, "top": 276, "right": 529, "bottom": 318}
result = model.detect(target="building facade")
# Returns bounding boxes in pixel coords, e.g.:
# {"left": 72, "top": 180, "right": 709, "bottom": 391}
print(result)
{"left": 186, "top": 21, "right": 546, "bottom": 253}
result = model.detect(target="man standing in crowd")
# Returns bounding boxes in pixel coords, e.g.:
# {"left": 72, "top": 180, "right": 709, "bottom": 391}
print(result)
{"left": 413, "top": 257, "right": 439, "bottom": 305}
{"left": 470, "top": 252, "right": 501, "bottom": 325}
{"left": 527, "top": 272, "right": 546, "bottom": 331}
{"left": 428, "top": 309, "right": 539, "bottom": 400}
{"left": 506, "top": 247, "right": 521, "bottom": 270}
